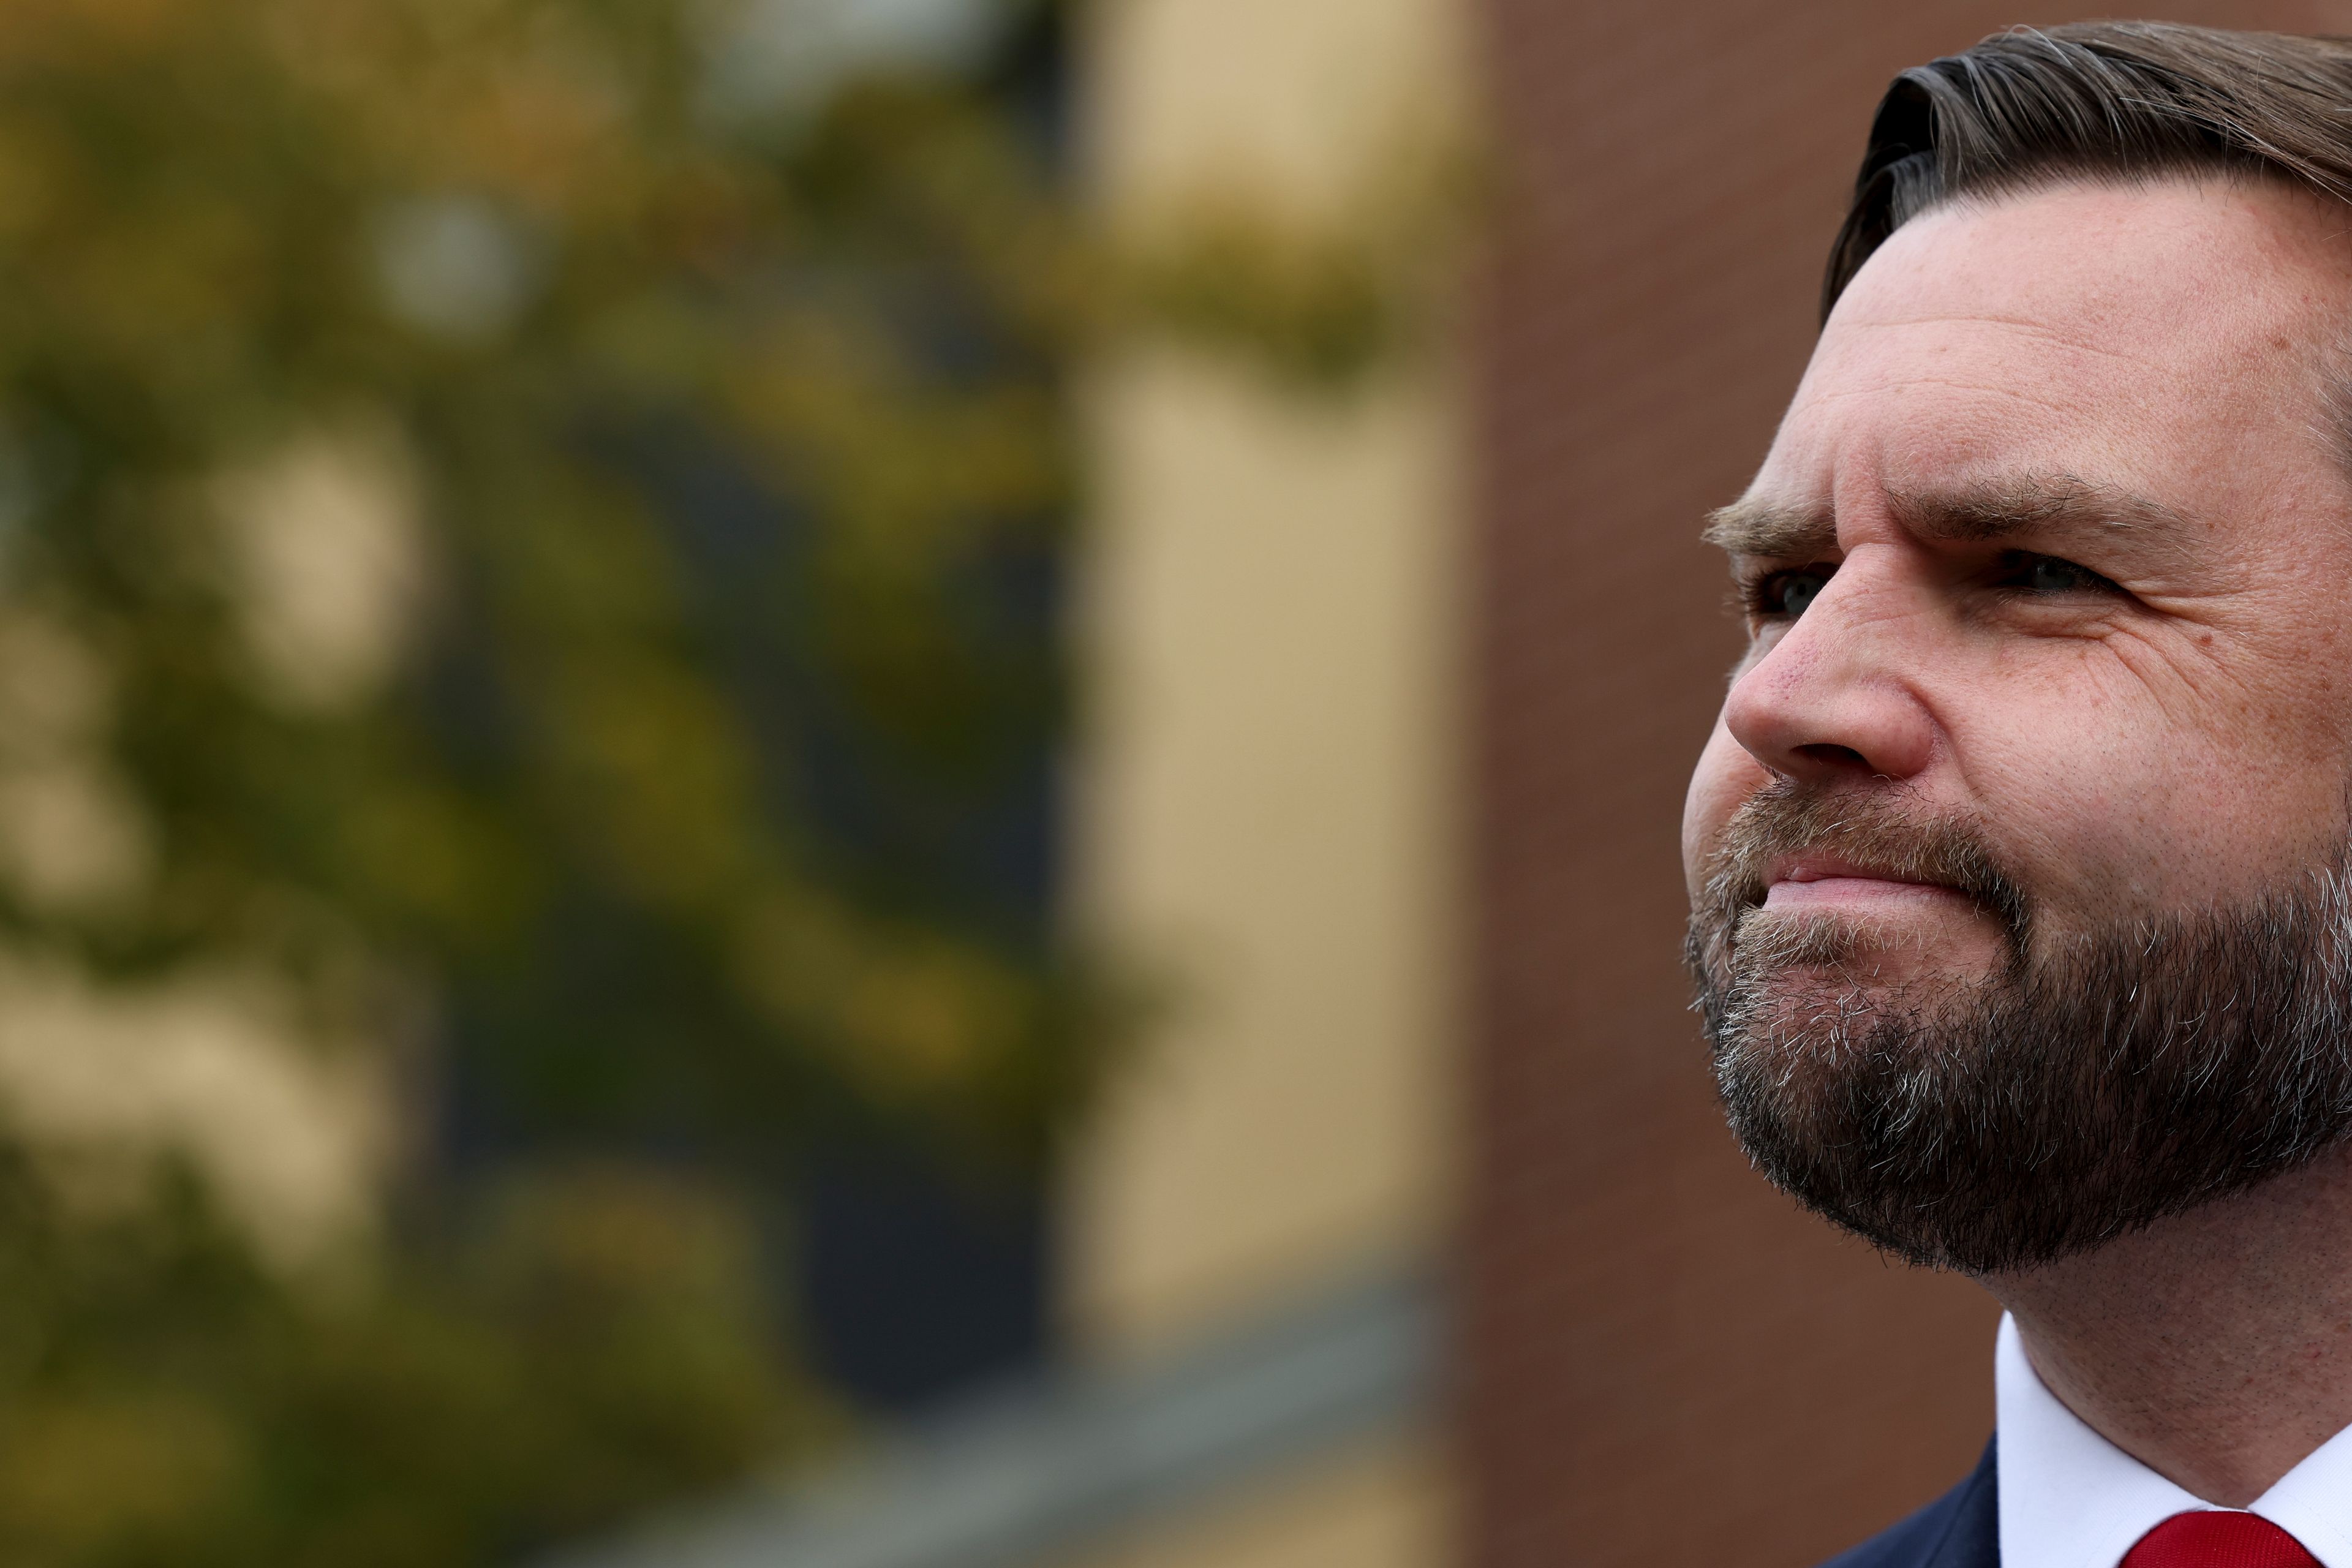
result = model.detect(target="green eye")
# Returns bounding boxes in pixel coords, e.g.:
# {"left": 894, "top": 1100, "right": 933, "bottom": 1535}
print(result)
{"left": 1773, "top": 570, "right": 1830, "bottom": 619}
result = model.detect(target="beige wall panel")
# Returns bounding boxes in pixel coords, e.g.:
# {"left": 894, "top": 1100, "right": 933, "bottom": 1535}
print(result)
{"left": 1069, "top": 0, "right": 1468, "bottom": 1357}
{"left": 1069, "top": 349, "right": 1459, "bottom": 1353}
{"left": 1088, "top": 0, "right": 1465, "bottom": 224}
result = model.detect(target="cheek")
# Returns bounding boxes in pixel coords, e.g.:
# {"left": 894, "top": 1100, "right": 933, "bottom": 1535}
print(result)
{"left": 1954, "top": 652, "right": 2352, "bottom": 914}
{"left": 1684, "top": 718, "right": 1766, "bottom": 899}
{"left": 1965, "top": 739, "right": 2193, "bottom": 912}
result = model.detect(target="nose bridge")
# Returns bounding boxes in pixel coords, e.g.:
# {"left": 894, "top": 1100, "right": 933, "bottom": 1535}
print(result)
{"left": 1725, "top": 541, "right": 1938, "bottom": 782}
{"left": 1765, "top": 542, "right": 1912, "bottom": 674}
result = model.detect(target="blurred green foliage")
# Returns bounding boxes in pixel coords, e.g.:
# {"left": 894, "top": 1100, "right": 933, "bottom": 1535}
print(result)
{"left": 1116, "top": 153, "right": 1474, "bottom": 390}
{"left": 0, "top": 0, "right": 1466, "bottom": 1557}
{"left": 0, "top": 0, "right": 1096, "bottom": 1560}
{"left": 0, "top": 1154, "right": 812, "bottom": 1568}
{"left": 0, "top": 0, "right": 1098, "bottom": 1156}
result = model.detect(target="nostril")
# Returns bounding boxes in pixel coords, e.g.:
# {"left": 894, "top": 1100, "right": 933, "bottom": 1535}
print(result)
{"left": 1794, "top": 742, "right": 1869, "bottom": 767}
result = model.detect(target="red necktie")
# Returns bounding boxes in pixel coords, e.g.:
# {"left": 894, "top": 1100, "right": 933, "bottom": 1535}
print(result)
{"left": 2120, "top": 1512, "right": 2321, "bottom": 1568}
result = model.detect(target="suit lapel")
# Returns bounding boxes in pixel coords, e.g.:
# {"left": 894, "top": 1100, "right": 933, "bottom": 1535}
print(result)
{"left": 1927, "top": 1439, "right": 2001, "bottom": 1568}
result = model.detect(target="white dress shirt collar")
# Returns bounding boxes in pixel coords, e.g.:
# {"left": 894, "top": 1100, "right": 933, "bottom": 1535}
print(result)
{"left": 1996, "top": 1311, "right": 2352, "bottom": 1568}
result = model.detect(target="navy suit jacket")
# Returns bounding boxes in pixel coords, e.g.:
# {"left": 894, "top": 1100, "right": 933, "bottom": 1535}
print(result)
{"left": 1820, "top": 1439, "right": 1999, "bottom": 1568}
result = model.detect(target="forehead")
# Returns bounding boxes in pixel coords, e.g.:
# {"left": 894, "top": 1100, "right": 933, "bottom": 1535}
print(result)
{"left": 1752, "top": 178, "right": 2352, "bottom": 526}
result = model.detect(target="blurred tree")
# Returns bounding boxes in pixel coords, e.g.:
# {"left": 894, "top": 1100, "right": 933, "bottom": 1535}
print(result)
{"left": 0, "top": 0, "right": 1464, "bottom": 1555}
{"left": 0, "top": 0, "right": 1097, "bottom": 1164}
{"left": 0, "top": 0, "right": 1103, "bottom": 1560}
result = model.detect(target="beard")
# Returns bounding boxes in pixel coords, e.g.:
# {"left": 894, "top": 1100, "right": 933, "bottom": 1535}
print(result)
{"left": 1687, "top": 780, "right": 2352, "bottom": 1275}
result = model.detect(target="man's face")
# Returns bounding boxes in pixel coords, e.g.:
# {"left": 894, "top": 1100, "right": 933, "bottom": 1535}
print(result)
{"left": 1683, "top": 178, "right": 2352, "bottom": 1270}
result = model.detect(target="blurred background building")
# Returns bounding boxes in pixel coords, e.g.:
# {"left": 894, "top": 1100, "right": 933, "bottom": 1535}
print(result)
{"left": 6, "top": 2, "right": 2351, "bottom": 1567}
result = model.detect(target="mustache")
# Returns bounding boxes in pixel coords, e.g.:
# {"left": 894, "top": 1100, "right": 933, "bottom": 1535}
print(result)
{"left": 1699, "top": 780, "right": 2030, "bottom": 938}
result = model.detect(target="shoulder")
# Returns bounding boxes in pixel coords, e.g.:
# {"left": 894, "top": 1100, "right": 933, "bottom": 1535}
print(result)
{"left": 1817, "top": 1439, "right": 1999, "bottom": 1568}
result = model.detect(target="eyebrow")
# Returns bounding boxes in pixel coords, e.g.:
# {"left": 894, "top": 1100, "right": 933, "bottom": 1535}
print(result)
{"left": 1701, "top": 473, "right": 2199, "bottom": 562}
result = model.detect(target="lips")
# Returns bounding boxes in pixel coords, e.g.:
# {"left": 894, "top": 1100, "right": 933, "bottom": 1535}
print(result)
{"left": 1760, "top": 855, "right": 1969, "bottom": 913}
{"left": 1768, "top": 854, "right": 1951, "bottom": 891}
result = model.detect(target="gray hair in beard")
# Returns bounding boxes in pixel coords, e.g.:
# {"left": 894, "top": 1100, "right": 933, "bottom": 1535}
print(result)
{"left": 1686, "top": 780, "right": 2352, "bottom": 1275}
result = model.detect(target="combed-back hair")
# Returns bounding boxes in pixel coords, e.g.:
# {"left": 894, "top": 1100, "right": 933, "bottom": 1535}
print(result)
{"left": 1825, "top": 23, "right": 2352, "bottom": 323}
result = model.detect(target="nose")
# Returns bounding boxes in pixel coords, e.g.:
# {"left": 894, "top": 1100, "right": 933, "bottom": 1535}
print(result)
{"left": 1721, "top": 557, "right": 1937, "bottom": 785}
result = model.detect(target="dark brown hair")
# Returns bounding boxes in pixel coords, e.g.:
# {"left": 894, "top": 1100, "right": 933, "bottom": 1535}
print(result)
{"left": 1825, "top": 22, "right": 2352, "bottom": 323}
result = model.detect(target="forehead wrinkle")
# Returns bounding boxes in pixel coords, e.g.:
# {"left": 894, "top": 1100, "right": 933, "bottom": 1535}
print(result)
{"left": 1840, "top": 311, "right": 2167, "bottom": 373}
{"left": 1811, "top": 377, "right": 2078, "bottom": 419}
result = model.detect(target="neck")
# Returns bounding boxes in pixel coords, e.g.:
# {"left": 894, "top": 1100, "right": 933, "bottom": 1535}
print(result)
{"left": 1991, "top": 1144, "right": 2352, "bottom": 1507}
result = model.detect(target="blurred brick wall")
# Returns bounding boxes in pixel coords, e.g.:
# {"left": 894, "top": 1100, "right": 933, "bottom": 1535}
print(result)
{"left": 1461, "top": 4, "right": 2329, "bottom": 1566}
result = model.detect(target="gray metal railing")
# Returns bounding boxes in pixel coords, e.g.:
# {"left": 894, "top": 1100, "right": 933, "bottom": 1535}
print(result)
{"left": 543, "top": 1261, "right": 1436, "bottom": 1568}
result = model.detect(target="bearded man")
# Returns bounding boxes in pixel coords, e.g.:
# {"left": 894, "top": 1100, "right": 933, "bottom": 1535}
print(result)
{"left": 1682, "top": 21, "right": 2352, "bottom": 1568}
